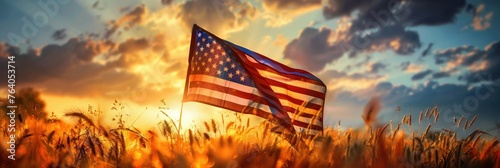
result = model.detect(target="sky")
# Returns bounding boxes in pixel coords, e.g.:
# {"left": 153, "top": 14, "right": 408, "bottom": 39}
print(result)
{"left": 0, "top": 0, "right": 499, "bottom": 135}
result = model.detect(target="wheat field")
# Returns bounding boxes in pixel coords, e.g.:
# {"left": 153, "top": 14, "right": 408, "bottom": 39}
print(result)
{"left": 1, "top": 101, "right": 499, "bottom": 168}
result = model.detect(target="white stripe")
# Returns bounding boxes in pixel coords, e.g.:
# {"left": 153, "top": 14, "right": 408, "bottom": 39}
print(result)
{"left": 257, "top": 69, "right": 326, "bottom": 93}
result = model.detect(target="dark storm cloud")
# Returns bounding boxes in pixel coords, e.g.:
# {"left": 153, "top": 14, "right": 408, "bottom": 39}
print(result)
{"left": 52, "top": 29, "right": 67, "bottom": 40}
{"left": 411, "top": 69, "right": 433, "bottom": 81}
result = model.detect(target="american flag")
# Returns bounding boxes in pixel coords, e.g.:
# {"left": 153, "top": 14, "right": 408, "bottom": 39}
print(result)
{"left": 183, "top": 25, "right": 326, "bottom": 139}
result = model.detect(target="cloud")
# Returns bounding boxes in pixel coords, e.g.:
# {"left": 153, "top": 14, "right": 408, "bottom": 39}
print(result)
{"left": 108, "top": 38, "right": 150, "bottom": 68}
{"left": 273, "top": 34, "right": 289, "bottom": 48}
{"left": 105, "top": 5, "right": 149, "bottom": 38}
{"left": 177, "top": 0, "right": 257, "bottom": 36}
{"left": 434, "top": 41, "right": 500, "bottom": 83}
{"left": 422, "top": 43, "right": 433, "bottom": 57}
{"left": 161, "top": 0, "right": 174, "bottom": 5}
{"left": 0, "top": 37, "right": 145, "bottom": 98}
{"left": 329, "top": 0, "right": 468, "bottom": 29}
{"left": 401, "top": 61, "right": 425, "bottom": 73}
{"left": 367, "top": 62, "right": 386, "bottom": 73}
{"left": 471, "top": 11, "right": 493, "bottom": 31}
{"left": 411, "top": 69, "right": 433, "bottom": 81}
{"left": 0, "top": 42, "right": 11, "bottom": 57}
{"left": 283, "top": 27, "right": 343, "bottom": 72}
{"left": 262, "top": 0, "right": 322, "bottom": 27}
{"left": 354, "top": 24, "right": 421, "bottom": 55}
{"left": 319, "top": 69, "right": 387, "bottom": 92}
{"left": 460, "top": 41, "right": 500, "bottom": 83}
{"left": 52, "top": 29, "right": 67, "bottom": 40}
{"left": 465, "top": 4, "right": 494, "bottom": 31}
{"left": 432, "top": 71, "right": 451, "bottom": 79}
{"left": 283, "top": 23, "right": 421, "bottom": 72}
{"left": 288, "top": 0, "right": 466, "bottom": 72}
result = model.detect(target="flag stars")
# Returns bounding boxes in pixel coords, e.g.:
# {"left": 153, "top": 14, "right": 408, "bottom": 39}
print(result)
{"left": 201, "top": 62, "right": 205, "bottom": 66}
{"left": 198, "top": 32, "right": 201, "bottom": 37}
{"left": 204, "top": 52, "right": 208, "bottom": 57}
{"left": 212, "top": 63, "right": 217, "bottom": 68}
{"left": 215, "top": 54, "right": 220, "bottom": 59}
{"left": 208, "top": 58, "right": 212, "bottom": 62}
{"left": 217, "top": 70, "right": 221, "bottom": 75}
{"left": 222, "top": 51, "right": 226, "bottom": 56}
{"left": 231, "top": 63, "right": 236, "bottom": 69}
{"left": 226, "top": 57, "right": 231, "bottom": 62}
{"left": 224, "top": 67, "right": 229, "bottom": 72}
{"left": 212, "top": 40, "right": 217, "bottom": 45}
{"left": 219, "top": 60, "right": 224, "bottom": 65}
{"left": 202, "top": 38, "right": 206, "bottom": 42}
{"left": 200, "top": 47, "right": 204, "bottom": 51}
{"left": 208, "top": 35, "right": 212, "bottom": 39}
{"left": 205, "top": 67, "right": 210, "bottom": 72}
{"left": 236, "top": 69, "right": 240, "bottom": 75}
{"left": 217, "top": 45, "right": 222, "bottom": 50}
{"left": 210, "top": 48, "right": 215, "bottom": 53}
{"left": 228, "top": 73, "right": 233, "bottom": 78}
{"left": 206, "top": 43, "right": 210, "bottom": 48}
{"left": 240, "top": 76, "right": 245, "bottom": 81}
{"left": 197, "top": 42, "right": 200, "bottom": 46}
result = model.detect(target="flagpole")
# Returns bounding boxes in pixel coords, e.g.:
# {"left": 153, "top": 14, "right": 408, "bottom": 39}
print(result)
{"left": 178, "top": 102, "right": 184, "bottom": 134}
